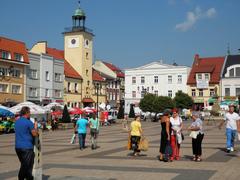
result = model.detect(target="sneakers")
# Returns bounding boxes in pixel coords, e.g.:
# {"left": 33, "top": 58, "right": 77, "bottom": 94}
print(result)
{"left": 226, "top": 149, "right": 231, "bottom": 153}
{"left": 230, "top": 147, "right": 234, "bottom": 152}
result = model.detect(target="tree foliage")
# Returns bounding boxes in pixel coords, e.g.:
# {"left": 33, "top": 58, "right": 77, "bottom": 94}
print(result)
{"left": 128, "top": 104, "right": 135, "bottom": 118}
{"left": 174, "top": 91, "right": 193, "bottom": 109}
{"left": 61, "top": 105, "right": 71, "bottom": 123}
{"left": 117, "top": 100, "right": 124, "bottom": 119}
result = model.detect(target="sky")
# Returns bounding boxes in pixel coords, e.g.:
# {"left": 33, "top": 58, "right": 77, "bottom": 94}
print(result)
{"left": 0, "top": 0, "right": 240, "bottom": 69}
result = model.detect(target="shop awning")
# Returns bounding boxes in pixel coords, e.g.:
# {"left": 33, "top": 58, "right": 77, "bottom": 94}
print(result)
{"left": 208, "top": 97, "right": 217, "bottom": 103}
{"left": 82, "top": 98, "right": 94, "bottom": 103}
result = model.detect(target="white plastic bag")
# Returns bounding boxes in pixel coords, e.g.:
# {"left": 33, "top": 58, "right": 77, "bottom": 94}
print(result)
{"left": 70, "top": 134, "right": 76, "bottom": 144}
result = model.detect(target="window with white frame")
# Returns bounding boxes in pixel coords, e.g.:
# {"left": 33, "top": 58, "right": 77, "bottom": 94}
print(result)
{"left": 236, "top": 88, "right": 240, "bottom": 96}
{"left": 141, "top": 76, "right": 145, "bottom": 84}
{"left": 236, "top": 67, "right": 240, "bottom": 77}
{"left": 29, "top": 87, "right": 37, "bottom": 97}
{"left": 0, "top": 84, "right": 8, "bottom": 93}
{"left": 197, "top": 74, "right": 202, "bottom": 80}
{"left": 205, "top": 73, "right": 209, "bottom": 80}
{"left": 229, "top": 68, "right": 234, "bottom": 77}
{"left": 141, "top": 91, "right": 145, "bottom": 98}
{"left": 154, "top": 76, "right": 158, "bottom": 83}
{"left": 210, "top": 89, "right": 215, "bottom": 97}
{"left": 55, "top": 73, "right": 62, "bottom": 82}
{"left": 30, "top": 69, "right": 37, "bottom": 79}
{"left": 14, "top": 53, "right": 23, "bottom": 62}
{"left": 45, "top": 89, "right": 49, "bottom": 97}
{"left": 74, "top": 83, "right": 78, "bottom": 93}
{"left": 54, "top": 90, "right": 62, "bottom": 98}
{"left": 1, "top": 51, "right": 11, "bottom": 59}
{"left": 192, "top": 89, "right": 196, "bottom": 97}
{"left": 168, "top": 75, "right": 172, "bottom": 84}
{"left": 132, "top": 77, "right": 136, "bottom": 84}
{"left": 225, "top": 88, "right": 230, "bottom": 96}
{"left": 177, "top": 75, "right": 182, "bottom": 84}
{"left": 168, "top": 90, "right": 172, "bottom": 97}
{"left": 154, "top": 90, "right": 158, "bottom": 96}
{"left": 12, "top": 85, "right": 21, "bottom": 94}
{"left": 67, "top": 82, "right": 71, "bottom": 92}
{"left": 12, "top": 69, "right": 21, "bottom": 78}
{"left": 0, "top": 67, "right": 9, "bottom": 76}
{"left": 199, "top": 89, "right": 203, "bottom": 97}
{"left": 46, "top": 71, "right": 50, "bottom": 81}
{"left": 132, "top": 91, "right": 136, "bottom": 98}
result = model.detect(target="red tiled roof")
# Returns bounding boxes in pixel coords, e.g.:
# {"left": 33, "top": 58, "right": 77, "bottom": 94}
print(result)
{"left": 64, "top": 60, "right": 82, "bottom": 79}
{"left": 0, "top": 36, "right": 29, "bottom": 63}
{"left": 46, "top": 47, "right": 64, "bottom": 60}
{"left": 103, "top": 61, "right": 124, "bottom": 78}
{"left": 46, "top": 47, "right": 82, "bottom": 79}
{"left": 187, "top": 54, "right": 225, "bottom": 85}
{"left": 93, "top": 69, "right": 105, "bottom": 81}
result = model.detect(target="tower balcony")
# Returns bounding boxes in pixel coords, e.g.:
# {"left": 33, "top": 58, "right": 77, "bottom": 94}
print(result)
{"left": 63, "top": 26, "right": 93, "bottom": 35}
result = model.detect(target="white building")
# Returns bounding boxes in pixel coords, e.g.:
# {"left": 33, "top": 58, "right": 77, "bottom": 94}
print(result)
{"left": 124, "top": 61, "right": 191, "bottom": 113}
{"left": 220, "top": 55, "right": 240, "bottom": 102}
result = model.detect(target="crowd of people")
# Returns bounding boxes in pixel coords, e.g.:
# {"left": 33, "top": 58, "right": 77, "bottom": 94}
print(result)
{"left": 14, "top": 104, "right": 240, "bottom": 179}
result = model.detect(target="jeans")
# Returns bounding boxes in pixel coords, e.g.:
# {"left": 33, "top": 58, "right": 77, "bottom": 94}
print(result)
{"left": 15, "top": 148, "right": 34, "bottom": 180}
{"left": 90, "top": 129, "right": 98, "bottom": 149}
{"left": 78, "top": 133, "right": 86, "bottom": 149}
{"left": 226, "top": 128, "right": 236, "bottom": 149}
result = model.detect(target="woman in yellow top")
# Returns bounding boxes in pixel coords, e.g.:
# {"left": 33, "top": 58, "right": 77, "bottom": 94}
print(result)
{"left": 130, "top": 116, "right": 143, "bottom": 156}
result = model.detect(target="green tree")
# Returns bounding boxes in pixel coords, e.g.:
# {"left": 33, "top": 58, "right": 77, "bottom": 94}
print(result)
{"left": 61, "top": 105, "right": 71, "bottom": 123}
{"left": 139, "top": 93, "right": 156, "bottom": 112}
{"left": 174, "top": 91, "right": 193, "bottom": 109}
{"left": 117, "top": 100, "right": 124, "bottom": 119}
{"left": 157, "top": 96, "right": 175, "bottom": 112}
{"left": 128, "top": 104, "right": 135, "bottom": 118}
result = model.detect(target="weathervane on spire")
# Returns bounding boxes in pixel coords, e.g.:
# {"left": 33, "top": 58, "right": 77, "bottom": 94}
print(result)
{"left": 78, "top": 1, "right": 81, "bottom": 8}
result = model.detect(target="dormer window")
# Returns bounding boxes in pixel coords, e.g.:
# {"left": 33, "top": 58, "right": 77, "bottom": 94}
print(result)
{"left": 229, "top": 68, "right": 234, "bottom": 77}
{"left": 2, "top": 51, "right": 11, "bottom": 59}
{"left": 205, "top": 73, "right": 209, "bottom": 80}
{"left": 14, "top": 53, "right": 23, "bottom": 62}
{"left": 197, "top": 74, "right": 202, "bottom": 80}
{"left": 236, "top": 67, "right": 240, "bottom": 77}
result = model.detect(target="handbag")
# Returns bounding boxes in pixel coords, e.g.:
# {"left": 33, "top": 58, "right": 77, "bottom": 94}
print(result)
{"left": 127, "top": 135, "right": 131, "bottom": 150}
{"left": 70, "top": 134, "right": 76, "bottom": 144}
{"left": 181, "top": 133, "right": 185, "bottom": 141}
{"left": 138, "top": 136, "right": 149, "bottom": 151}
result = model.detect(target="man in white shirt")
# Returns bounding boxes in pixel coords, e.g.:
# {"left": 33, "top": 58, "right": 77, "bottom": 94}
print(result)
{"left": 219, "top": 104, "right": 240, "bottom": 153}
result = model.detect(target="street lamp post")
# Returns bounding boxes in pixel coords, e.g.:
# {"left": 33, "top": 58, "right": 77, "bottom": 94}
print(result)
{"left": 96, "top": 83, "right": 99, "bottom": 118}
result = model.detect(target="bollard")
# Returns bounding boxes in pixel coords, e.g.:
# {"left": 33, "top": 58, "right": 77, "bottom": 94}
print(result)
{"left": 33, "top": 129, "right": 42, "bottom": 180}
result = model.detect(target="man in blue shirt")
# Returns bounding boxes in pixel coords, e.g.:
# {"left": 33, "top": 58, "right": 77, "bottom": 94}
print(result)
{"left": 75, "top": 114, "right": 89, "bottom": 150}
{"left": 15, "top": 106, "right": 38, "bottom": 180}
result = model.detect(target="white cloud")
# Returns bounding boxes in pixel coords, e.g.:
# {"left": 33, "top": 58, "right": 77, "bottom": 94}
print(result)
{"left": 175, "top": 7, "right": 217, "bottom": 32}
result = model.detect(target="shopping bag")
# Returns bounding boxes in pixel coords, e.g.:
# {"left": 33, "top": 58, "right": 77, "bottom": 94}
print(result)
{"left": 70, "top": 134, "right": 76, "bottom": 144}
{"left": 127, "top": 135, "right": 131, "bottom": 150}
{"left": 138, "top": 136, "right": 149, "bottom": 151}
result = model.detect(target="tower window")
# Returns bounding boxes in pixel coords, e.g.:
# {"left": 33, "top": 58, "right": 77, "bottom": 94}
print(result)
{"left": 86, "top": 52, "right": 88, "bottom": 59}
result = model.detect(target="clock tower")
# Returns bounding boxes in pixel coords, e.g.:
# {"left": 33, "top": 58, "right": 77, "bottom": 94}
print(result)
{"left": 63, "top": 2, "right": 94, "bottom": 102}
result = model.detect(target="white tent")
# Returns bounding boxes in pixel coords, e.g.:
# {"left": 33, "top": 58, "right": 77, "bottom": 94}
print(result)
{"left": 9, "top": 101, "right": 46, "bottom": 115}
{"left": 43, "top": 102, "right": 63, "bottom": 112}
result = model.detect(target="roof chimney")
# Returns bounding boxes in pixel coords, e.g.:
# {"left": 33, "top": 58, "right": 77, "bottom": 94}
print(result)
{"left": 194, "top": 54, "right": 200, "bottom": 66}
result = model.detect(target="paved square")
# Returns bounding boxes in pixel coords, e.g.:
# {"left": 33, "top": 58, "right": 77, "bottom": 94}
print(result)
{"left": 0, "top": 121, "right": 240, "bottom": 180}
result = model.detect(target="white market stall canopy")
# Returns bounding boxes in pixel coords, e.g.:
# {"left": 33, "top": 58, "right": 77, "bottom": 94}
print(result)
{"left": 9, "top": 101, "right": 46, "bottom": 115}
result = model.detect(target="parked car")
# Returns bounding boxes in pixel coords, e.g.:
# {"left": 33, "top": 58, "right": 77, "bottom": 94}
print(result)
{"left": 0, "top": 120, "right": 15, "bottom": 134}
{"left": 108, "top": 109, "right": 118, "bottom": 123}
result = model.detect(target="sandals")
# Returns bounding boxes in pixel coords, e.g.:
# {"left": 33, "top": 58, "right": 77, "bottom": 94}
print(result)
{"left": 196, "top": 157, "right": 202, "bottom": 162}
{"left": 192, "top": 156, "right": 197, "bottom": 161}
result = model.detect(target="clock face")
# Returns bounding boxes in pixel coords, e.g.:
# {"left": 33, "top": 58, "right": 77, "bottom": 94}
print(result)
{"left": 68, "top": 37, "right": 79, "bottom": 48}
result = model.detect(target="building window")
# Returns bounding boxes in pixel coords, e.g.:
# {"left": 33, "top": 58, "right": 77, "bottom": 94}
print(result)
{"left": 67, "top": 82, "right": 71, "bottom": 92}
{"left": 141, "top": 76, "right": 145, "bottom": 84}
{"left": 132, "top": 91, "right": 136, "bottom": 98}
{"left": 177, "top": 75, "right": 182, "bottom": 84}
{"left": 168, "top": 90, "right": 172, "bottom": 98}
{"left": 29, "top": 88, "right": 37, "bottom": 97}
{"left": 154, "top": 76, "right": 158, "bottom": 83}
{"left": 67, "top": 102, "right": 70, "bottom": 107}
{"left": 141, "top": 91, "right": 145, "bottom": 98}
{"left": 199, "top": 89, "right": 203, "bottom": 97}
{"left": 132, "top": 77, "right": 136, "bottom": 84}
{"left": 12, "top": 85, "right": 21, "bottom": 94}
{"left": 225, "top": 88, "right": 230, "bottom": 96}
{"left": 197, "top": 74, "right": 202, "bottom": 80}
{"left": 0, "top": 84, "right": 8, "bottom": 93}
{"left": 236, "top": 88, "right": 240, "bottom": 96}
{"left": 154, "top": 90, "right": 158, "bottom": 96}
{"left": 2, "top": 51, "right": 11, "bottom": 59}
{"left": 75, "top": 83, "right": 78, "bottom": 93}
{"left": 210, "top": 89, "right": 215, "bottom": 97}
{"left": 205, "top": 74, "right": 209, "bottom": 80}
{"left": 55, "top": 73, "right": 62, "bottom": 82}
{"left": 115, "top": 81, "right": 117, "bottom": 88}
{"left": 54, "top": 90, "right": 62, "bottom": 98}
{"left": 192, "top": 89, "right": 196, "bottom": 97}
{"left": 236, "top": 67, "right": 240, "bottom": 77}
{"left": 86, "top": 69, "right": 88, "bottom": 76}
{"left": 14, "top": 53, "right": 23, "bottom": 62}
{"left": 46, "top": 71, "right": 50, "bottom": 81}
{"left": 0, "top": 67, "right": 9, "bottom": 76}
{"left": 86, "top": 52, "right": 89, "bottom": 59}
{"left": 12, "top": 69, "right": 21, "bottom": 78}
{"left": 229, "top": 68, "right": 234, "bottom": 77}
{"left": 30, "top": 69, "right": 37, "bottom": 79}
{"left": 45, "top": 89, "right": 49, "bottom": 97}
{"left": 168, "top": 75, "right": 172, "bottom": 84}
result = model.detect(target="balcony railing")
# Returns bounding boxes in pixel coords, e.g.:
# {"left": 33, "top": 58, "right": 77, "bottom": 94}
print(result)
{"left": 64, "top": 26, "right": 93, "bottom": 34}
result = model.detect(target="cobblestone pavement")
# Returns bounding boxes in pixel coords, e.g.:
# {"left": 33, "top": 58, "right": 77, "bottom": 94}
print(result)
{"left": 0, "top": 120, "right": 240, "bottom": 180}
